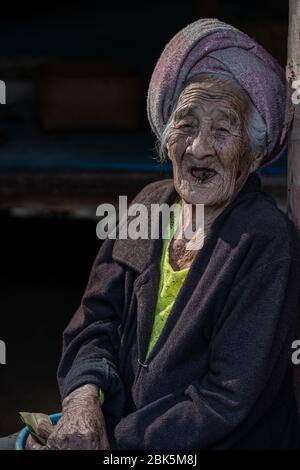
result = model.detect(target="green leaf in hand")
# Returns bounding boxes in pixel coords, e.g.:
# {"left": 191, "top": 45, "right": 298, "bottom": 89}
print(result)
{"left": 19, "top": 412, "right": 52, "bottom": 446}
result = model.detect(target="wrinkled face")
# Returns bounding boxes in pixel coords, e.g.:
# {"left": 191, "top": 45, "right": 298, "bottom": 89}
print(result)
{"left": 166, "top": 79, "right": 260, "bottom": 207}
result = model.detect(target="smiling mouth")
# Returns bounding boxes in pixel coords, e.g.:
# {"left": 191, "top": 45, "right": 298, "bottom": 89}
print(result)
{"left": 190, "top": 167, "right": 217, "bottom": 184}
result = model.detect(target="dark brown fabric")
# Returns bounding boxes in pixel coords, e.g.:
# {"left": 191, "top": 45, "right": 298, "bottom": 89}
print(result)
{"left": 57, "top": 172, "right": 300, "bottom": 449}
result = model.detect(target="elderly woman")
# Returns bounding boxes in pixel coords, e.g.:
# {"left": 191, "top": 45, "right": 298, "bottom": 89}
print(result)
{"left": 23, "top": 18, "right": 300, "bottom": 449}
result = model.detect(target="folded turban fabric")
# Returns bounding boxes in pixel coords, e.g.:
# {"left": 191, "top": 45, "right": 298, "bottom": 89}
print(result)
{"left": 147, "top": 18, "right": 287, "bottom": 168}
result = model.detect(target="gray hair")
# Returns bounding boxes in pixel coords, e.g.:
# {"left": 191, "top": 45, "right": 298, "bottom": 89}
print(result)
{"left": 157, "top": 72, "right": 267, "bottom": 162}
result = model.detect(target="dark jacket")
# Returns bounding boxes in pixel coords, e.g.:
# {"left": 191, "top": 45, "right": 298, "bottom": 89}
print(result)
{"left": 57, "top": 172, "right": 300, "bottom": 449}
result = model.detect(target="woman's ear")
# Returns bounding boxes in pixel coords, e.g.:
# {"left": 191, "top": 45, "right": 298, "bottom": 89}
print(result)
{"left": 249, "top": 148, "right": 267, "bottom": 173}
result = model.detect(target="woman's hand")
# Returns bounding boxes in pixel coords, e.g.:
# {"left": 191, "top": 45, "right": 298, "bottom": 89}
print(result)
{"left": 26, "top": 384, "right": 110, "bottom": 450}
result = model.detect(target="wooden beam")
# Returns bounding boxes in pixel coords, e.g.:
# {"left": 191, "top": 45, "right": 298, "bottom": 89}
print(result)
{"left": 286, "top": 0, "right": 300, "bottom": 232}
{"left": 0, "top": 171, "right": 172, "bottom": 210}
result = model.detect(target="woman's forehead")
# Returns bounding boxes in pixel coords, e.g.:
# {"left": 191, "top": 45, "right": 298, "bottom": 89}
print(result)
{"left": 175, "top": 82, "right": 248, "bottom": 122}
{"left": 174, "top": 101, "right": 241, "bottom": 126}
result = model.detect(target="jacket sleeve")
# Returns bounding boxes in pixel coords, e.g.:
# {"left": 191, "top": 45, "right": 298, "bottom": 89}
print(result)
{"left": 57, "top": 236, "right": 126, "bottom": 417}
{"left": 113, "top": 255, "right": 300, "bottom": 449}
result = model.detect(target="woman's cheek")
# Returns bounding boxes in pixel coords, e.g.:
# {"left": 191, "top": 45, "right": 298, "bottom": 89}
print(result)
{"left": 218, "top": 140, "right": 241, "bottom": 169}
{"left": 168, "top": 133, "right": 188, "bottom": 165}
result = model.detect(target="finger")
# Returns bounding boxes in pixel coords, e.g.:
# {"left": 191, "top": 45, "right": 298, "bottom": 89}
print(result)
{"left": 25, "top": 434, "right": 47, "bottom": 451}
{"left": 99, "top": 433, "right": 110, "bottom": 450}
{"left": 37, "top": 420, "right": 56, "bottom": 440}
{"left": 47, "top": 433, "right": 69, "bottom": 450}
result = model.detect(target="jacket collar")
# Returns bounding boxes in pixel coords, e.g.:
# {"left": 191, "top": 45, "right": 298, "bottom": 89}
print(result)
{"left": 112, "top": 172, "right": 262, "bottom": 273}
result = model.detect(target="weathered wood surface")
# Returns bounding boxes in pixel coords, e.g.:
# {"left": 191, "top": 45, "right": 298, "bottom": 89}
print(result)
{"left": 287, "top": 0, "right": 300, "bottom": 232}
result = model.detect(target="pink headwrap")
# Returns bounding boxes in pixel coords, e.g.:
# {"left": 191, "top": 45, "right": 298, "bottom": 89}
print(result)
{"left": 147, "top": 18, "right": 287, "bottom": 168}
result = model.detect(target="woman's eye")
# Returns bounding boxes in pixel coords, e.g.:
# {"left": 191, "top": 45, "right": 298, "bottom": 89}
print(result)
{"left": 178, "top": 123, "right": 194, "bottom": 130}
{"left": 216, "top": 127, "right": 230, "bottom": 133}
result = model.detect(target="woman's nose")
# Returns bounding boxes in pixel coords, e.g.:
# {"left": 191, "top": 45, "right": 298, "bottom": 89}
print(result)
{"left": 186, "top": 126, "right": 215, "bottom": 158}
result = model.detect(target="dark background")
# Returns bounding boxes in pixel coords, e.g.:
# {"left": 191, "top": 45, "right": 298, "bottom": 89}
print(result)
{"left": 0, "top": 0, "right": 289, "bottom": 435}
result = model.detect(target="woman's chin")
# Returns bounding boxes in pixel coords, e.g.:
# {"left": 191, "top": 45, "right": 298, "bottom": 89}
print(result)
{"left": 176, "top": 175, "right": 221, "bottom": 205}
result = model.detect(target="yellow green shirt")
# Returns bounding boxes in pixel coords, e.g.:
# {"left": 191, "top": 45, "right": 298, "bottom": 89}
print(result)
{"left": 145, "top": 196, "right": 189, "bottom": 360}
{"left": 100, "top": 195, "right": 189, "bottom": 404}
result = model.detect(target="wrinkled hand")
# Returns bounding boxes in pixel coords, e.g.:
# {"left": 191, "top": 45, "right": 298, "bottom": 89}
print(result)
{"left": 26, "top": 384, "right": 110, "bottom": 450}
